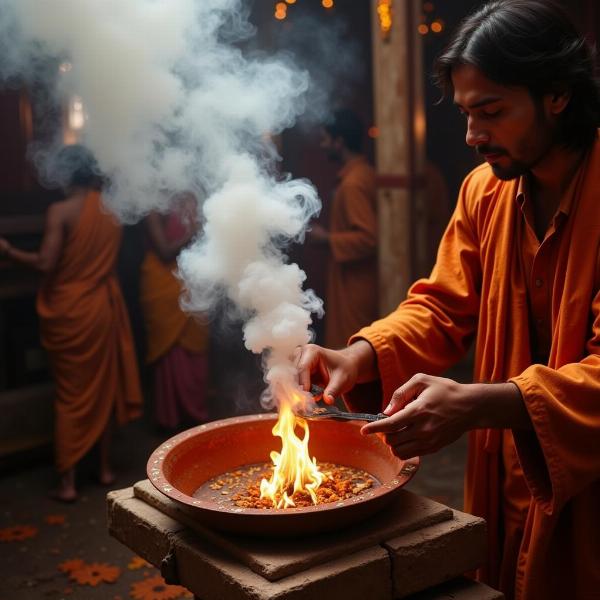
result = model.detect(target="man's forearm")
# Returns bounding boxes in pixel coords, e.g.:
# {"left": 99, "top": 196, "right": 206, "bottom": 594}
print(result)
{"left": 3, "top": 244, "right": 42, "bottom": 270}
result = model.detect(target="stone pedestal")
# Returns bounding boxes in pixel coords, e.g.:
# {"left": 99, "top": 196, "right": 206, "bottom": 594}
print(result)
{"left": 107, "top": 481, "right": 503, "bottom": 599}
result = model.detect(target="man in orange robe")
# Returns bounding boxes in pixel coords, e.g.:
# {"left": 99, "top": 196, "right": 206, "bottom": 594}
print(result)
{"left": 140, "top": 199, "right": 209, "bottom": 430}
{"left": 297, "top": 2, "right": 600, "bottom": 598}
{"left": 0, "top": 145, "right": 142, "bottom": 501}
{"left": 308, "top": 108, "right": 378, "bottom": 349}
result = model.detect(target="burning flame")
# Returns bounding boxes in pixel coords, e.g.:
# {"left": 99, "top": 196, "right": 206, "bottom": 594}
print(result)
{"left": 260, "top": 390, "right": 324, "bottom": 508}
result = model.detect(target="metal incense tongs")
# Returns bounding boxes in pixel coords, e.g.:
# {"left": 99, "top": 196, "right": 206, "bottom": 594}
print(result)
{"left": 293, "top": 385, "right": 388, "bottom": 422}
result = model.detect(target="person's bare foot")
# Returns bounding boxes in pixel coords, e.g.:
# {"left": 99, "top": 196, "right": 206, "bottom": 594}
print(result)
{"left": 50, "top": 469, "right": 77, "bottom": 502}
{"left": 49, "top": 483, "right": 78, "bottom": 503}
{"left": 97, "top": 468, "right": 116, "bottom": 487}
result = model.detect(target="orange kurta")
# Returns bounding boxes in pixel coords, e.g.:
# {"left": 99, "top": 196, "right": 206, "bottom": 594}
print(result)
{"left": 325, "top": 156, "right": 378, "bottom": 349}
{"left": 347, "top": 133, "right": 600, "bottom": 599}
{"left": 37, "top": 191, "right": 142, "bottom": 473}
{"left": 139, "top": 251, "right": 208, "bottom": 365}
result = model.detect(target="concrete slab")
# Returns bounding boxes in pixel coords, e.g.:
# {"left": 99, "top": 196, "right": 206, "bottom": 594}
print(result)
{"left": 134, "top": 478, "right": 453, "bottom": 582}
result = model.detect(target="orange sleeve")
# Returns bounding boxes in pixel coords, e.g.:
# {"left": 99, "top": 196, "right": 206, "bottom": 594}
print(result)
{"left": 345, "top": 172, "right": 482, "bottom": 411}
{"left": 329, "top": 179, "right": 377, "bottom": 263}
{"left": 510, "top": 287, "right": 600, "bottom": 515}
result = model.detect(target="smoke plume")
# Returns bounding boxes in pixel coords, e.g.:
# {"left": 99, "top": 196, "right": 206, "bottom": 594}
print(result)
{"left": 0, "top": 0, "right": 323, "bottom": 406}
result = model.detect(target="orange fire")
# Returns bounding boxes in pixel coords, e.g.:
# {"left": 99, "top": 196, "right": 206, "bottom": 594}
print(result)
{"left": 260, "top": 389, "right": 324, "bottom": 508}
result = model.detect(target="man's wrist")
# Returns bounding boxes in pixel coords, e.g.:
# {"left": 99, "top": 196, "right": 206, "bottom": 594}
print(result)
{"left": 341, "top": 339, "right": 378, "bottom": 383}
{"left": 467, "top": 382, "right": 528, "bottom": 429}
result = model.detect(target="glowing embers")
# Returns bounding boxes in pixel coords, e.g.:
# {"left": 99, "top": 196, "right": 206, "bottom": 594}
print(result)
{"left": 198, "top": 461, "right": 376, "bottom": 510}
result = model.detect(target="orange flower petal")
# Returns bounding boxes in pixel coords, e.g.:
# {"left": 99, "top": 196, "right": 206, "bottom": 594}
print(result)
{"left": 58, "top": 558, "right": 86, "bottom": 574}
{"left": 45, "top": 514, "right": 67, "bottom": 525}
{"left": 130, "top": 574, "right": 190, "bottom": 600}
{"left": 128, "top": 555, "right": 152, "bottom": 570}
{"left": 0, "top": 525, "right": 38, "bottom": 542}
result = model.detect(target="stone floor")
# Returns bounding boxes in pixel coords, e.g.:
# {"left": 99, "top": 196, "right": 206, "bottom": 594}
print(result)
{"left": 0, "top": 368, "right": 468, "bottom": 600}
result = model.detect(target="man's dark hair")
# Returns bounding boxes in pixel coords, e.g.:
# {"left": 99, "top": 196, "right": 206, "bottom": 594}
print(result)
{"left": 433, "top": 0, "right": 600, "bottom": 150}
{"left": 324, "top": 109, "right": 365, "bottom": 153}
{"left": 55, "top": 144, "right": 102, "bottom": 189}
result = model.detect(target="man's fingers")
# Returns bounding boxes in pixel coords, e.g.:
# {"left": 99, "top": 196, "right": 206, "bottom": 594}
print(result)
{"left": 361, "top": 410, "right": 413, "bottom": 435}
{"left": 294, "top": 346, "right": 311, "bottom": 391}
{"left": 382, "top": 427, "right": 415, "bottom": 447}
{"left": 295, "top": 344, "right": 320, "bottom": 391}
{"left": 388, "top": 441, "right": 423, "bottom": 460}
{"left": 384, "top": 373, "right": 429, "bottom": 415}
{"left": 323, "top": 371, "right": 346, "bottom": 405}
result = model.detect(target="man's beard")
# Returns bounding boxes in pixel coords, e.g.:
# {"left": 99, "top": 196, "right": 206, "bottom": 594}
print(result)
{"left": 489, "top": 158, "right": 530, "bottom": 180}
{"left": 476, "top": 144, "right": 536, "bottom": 181}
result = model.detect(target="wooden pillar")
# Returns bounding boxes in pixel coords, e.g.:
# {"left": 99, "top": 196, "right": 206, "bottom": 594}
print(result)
{"left": 371, "top": 0, "right": 427, "bottom": 315}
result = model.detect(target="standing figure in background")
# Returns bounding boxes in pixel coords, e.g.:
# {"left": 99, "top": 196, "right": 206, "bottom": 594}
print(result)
{"left": 308, "top": 108, "right": 378, "bottom": 349}
{"left": 0, "top": 145, "right": 143, "bottom": 502}
{"left": 140, "top": 192, "right": 209, "bottom": 432}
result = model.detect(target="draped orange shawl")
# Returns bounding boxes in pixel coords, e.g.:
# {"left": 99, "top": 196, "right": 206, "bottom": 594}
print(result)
{"left": 37, "top": 191, "right": 142, "bottom": 473}
{"left": 348, "top": 134, "right": 600, "bottom": 599}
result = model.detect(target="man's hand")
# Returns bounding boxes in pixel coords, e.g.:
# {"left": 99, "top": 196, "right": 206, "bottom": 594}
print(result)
{"left": 294, "top": 340, "right": 378, "bottom": 404}
{"left": 0, "top": 237, "right": 10, "bottom": 257}
{"left": 361, "top": 374, "right": 528, "bottom": 459}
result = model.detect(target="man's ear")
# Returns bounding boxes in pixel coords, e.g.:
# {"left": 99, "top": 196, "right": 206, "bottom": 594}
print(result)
{"left": 548, "top": 85, "right": 571, "bottom": 115}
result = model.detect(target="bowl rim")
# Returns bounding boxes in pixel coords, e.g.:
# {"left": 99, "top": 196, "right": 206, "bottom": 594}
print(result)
{"left": 146, "top": 413, "right": 420, "bottom": 518}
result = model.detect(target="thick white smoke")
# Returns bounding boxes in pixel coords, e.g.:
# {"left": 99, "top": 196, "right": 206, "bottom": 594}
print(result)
{"left": 0, "top": 0, "right": 323, "bottom": 406}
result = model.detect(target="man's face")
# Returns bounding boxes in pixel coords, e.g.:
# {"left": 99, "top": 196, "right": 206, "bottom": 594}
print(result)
{"left": 452, "top": 64, "right": 560, "bottom": 180}
{"left": 320, "top": 129, "right": 343, "bottom": 163}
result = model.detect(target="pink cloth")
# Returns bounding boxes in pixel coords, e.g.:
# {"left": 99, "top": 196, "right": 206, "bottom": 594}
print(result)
{"left": 154, "top": 345, "right": 208, "bottom": 429}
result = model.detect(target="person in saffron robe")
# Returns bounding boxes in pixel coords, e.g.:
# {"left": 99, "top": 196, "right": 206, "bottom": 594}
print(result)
{"left": 0, "top": 145, "right": 142, "bottom": 502}
{"left": 307, "top": 108, "right": 378, "bottom": 349}
{"left": 139, "top": 193, "right": 209, "bottom": 431}
{"left": 296, "top": 2, "right": 600, "bottom": 599}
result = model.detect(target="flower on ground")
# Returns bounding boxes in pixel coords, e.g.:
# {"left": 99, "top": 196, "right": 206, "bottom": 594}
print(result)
{"left": 0, "top": 525, "right": 38, "bottom": 542}
{"left": 45, "top": 514, "right": 66, "bottom": 525}
{"left": 69, "top": 562, "right": 121, "bottom": 586}
{"left": 130, "top": 574, "right": 191, "bottom": 600}
{"left": 58, "top": 558, "right": 85, "bottom": 574}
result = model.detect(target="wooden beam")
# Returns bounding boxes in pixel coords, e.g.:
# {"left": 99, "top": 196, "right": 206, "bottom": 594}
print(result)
{"left": 371, "top": 0, "right": 427, "bottom": 314}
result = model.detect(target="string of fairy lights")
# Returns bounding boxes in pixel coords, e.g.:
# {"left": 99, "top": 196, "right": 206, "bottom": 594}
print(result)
{"left": 419, "top": 1, "right": 445, "bottom": 36}
{"left": 273, "top": 1, "right": 444, "bottom": 39}
{"left": 273, "top": 0, "right": 333, "bottom": 21}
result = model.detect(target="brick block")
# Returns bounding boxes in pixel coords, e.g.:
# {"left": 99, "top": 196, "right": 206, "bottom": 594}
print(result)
{"left": 107, "top": 490, "right": 186, "bottom": 568}
{"left": 385, "top": 509, "right": 486, "bottom": 598}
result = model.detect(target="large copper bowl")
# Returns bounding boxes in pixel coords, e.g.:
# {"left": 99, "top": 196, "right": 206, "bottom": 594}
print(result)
{"left": 147, "top": 413, "right": 419, "bottom": 537}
